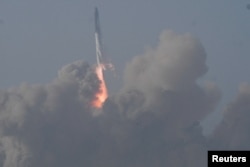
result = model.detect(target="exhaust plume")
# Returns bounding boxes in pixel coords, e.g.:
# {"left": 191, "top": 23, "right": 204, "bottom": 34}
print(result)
{"left": 91, "top": 65, "right": 108, "bottom": 109}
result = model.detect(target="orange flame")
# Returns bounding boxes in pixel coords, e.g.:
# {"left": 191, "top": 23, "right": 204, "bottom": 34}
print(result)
{"left": 91, "top": 65, "right": 108, "bottom": 109}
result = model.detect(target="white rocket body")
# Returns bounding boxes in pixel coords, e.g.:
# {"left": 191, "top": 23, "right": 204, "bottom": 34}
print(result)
{"left": 95, "top": 7, "right": 115, "bottom": 72}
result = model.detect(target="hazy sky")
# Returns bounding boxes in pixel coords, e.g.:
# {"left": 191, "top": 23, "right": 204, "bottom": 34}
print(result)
{"left": 0, "top": 0, "right": 250, "bottom": 126}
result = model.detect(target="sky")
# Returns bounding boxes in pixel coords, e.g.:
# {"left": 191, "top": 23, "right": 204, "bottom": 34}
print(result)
{"left": 0, "top": 0, "right": 250, "bottom": 166}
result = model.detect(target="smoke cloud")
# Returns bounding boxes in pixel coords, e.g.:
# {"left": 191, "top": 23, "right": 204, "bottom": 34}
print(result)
{"left": 212, "top": 83, "right": 250, "bottom": 150}
{"left": 0, "top": 29, "right": 247, "bottom": 167}
{"left": 0, "top": 60, "right": 101, "bottom": 167}
{"left": 123, "top": 30, "right": 208, "bottom": 105}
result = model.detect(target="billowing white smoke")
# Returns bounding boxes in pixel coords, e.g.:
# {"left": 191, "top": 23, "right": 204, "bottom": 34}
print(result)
{"left": 123, "top": 30, "right": 208, "bottom": 106}
{"left": 0, "top": 29, "right": 247, "bottom": 167}
{"left": 124, "top": 31, "right": 207, "bottom": 90}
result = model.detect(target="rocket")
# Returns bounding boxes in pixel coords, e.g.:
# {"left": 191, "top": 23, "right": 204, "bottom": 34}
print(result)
{"left": 95, "top": 7, "right": 105, "bottom": 69}
{"left": 94, "top": 7, "right": 115, "bottom": 73}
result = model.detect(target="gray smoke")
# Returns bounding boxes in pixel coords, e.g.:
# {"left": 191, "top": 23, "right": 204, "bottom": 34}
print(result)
{"left": 100, "top": 30, "right": 220, "bottom": 167}
{"left": 0, "top": 60, "right": 101, "bottom": 167}
{"left": 212, "top": 83, "right": 250, "bottom": 150}
{"left": 123, "top": 30, "right": 208, "bottom": 106}
{"left": 0, "top": 29, "right": 237, "bottom": 167}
